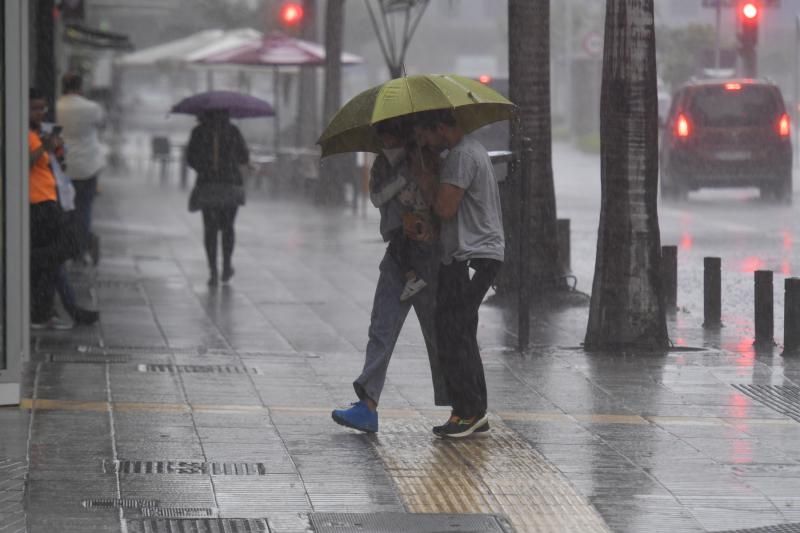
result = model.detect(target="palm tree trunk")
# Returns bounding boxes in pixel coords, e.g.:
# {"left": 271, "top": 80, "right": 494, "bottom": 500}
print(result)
{"left": 502, "top": 0, "right": 562, "bottom": 296}
{"left": 323, "top": 0, "right": 344, "bottom": 127}
{"left": 319, "top": 0, "right": 351, "bottom": 205}
{"left": 296, "top": 0, "right": 319, "bottom": 148}
{"left": 584, "top": 0, "right": 668, "bottom": 350}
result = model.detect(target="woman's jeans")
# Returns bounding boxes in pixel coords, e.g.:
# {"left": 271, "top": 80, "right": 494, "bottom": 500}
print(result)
{"left": 354, "top": 248, "right": 447, "bottom": 406}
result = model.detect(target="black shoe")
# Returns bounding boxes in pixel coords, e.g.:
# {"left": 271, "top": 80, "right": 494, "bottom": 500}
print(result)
{"left": 89, "top": 233, "right": 100, "bottom": 266}
{"left": 208, "top": 272, "right": 219, "bottom": 286}
{"left": 433, "top": 414, "right": 488, "bottom": 438}
{"left": 73, "top": 307, "right": 100, "bottom": 325}
{"left": 221, "top": 266, "right": 234, "bottom": 283}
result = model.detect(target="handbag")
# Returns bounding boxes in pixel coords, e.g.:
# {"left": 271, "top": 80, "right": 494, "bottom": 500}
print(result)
{"left": 189, "top": 181, "right": 245, "bottom": 212}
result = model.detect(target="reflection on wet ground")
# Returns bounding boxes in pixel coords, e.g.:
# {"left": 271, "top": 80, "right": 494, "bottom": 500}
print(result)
{"left": 6, "top": 154, "right": 800, "bottom": 532}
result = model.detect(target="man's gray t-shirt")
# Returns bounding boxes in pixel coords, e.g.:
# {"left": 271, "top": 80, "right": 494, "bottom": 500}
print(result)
{"left": 439, "top": 135, "right": 505, "bottom": 264}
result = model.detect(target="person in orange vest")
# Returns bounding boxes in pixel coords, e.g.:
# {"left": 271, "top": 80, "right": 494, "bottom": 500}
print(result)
{"left": 29, "top": 88, "right": 72, "bottom": 329}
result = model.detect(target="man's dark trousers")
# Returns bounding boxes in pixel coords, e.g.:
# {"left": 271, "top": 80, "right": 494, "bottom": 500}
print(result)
{"left": 435, "top": 258, "right": 502, "bottom": 418}
{"left": 30, "top": 200, "right": 63, "bottom": 322}
{"left": 72, "top": 175, "right": 97, "bottom": 255}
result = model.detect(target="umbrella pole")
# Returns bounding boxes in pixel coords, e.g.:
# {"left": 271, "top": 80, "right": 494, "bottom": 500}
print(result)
{"left": 273, "top": 66, "right": 280, "bottom": 154}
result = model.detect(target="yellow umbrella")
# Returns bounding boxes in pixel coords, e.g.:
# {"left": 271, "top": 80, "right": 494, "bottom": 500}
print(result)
{"left": 318, "top": 74, "right": 515, "bottom": 158}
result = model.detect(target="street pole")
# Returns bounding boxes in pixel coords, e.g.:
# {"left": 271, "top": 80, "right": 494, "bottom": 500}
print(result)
{"left": 795, "top": 15, "right": 799, "bottom": 164}
{"left": 715, "top": 2, "right": 722, "bottom": 69}
{"left": 564, "top": 0, "right": 573, "bottom": 138}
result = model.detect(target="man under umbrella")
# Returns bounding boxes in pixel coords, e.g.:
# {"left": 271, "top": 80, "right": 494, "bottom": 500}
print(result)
{"left": 414, "top": 108, "right": 505, "bottom": 438}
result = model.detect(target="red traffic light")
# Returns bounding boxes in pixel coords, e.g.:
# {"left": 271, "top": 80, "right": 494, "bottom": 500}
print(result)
{"left": 279, "top": 2, "right": 304, "bottom": 27}
{"left": 741, "top": 2, "right": 758, "bottom": 20}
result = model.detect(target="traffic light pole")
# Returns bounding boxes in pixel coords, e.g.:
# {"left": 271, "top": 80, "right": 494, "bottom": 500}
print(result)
{"left": 741, "top": 46, "right": 757, "bottom": 78}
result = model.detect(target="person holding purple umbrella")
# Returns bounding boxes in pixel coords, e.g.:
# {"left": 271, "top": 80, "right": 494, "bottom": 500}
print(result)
{"left": 186, "top": 110, "right": 249, "bottom": 286}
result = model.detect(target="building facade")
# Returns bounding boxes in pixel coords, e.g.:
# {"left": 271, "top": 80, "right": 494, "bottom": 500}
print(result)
{"left": 0, "top": 0, "right": 30, "bottom": 405}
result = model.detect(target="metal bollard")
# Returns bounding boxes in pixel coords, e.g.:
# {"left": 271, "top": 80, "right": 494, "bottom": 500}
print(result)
{"left": 660, "top": 245, "right": 678, "bottom": 311}
{"left": 518, "top": 138, "right": 533, "bottom": 352}
{"left": 557, "top": 219, "right": 571, "bottom": 273}
{"left": 754, "top": 271, "right": 773, "bottom": 346}
{"left": 784, "top": 278, "right": 800, "bottom": 353}
{"left": 703, "top": 257, "right": 721, "bottom": 328}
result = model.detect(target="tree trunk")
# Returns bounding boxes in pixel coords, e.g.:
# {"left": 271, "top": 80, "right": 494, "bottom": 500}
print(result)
{"left": 501, "top": 0, "right": 561, "bottom": 296}
{"left": 584, "top": 0, "right": 668, "bottom": 350}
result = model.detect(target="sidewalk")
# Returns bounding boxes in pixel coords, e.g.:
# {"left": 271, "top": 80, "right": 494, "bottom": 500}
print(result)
{"left": 3, "top": 165, "right": 800, "bottom": 533}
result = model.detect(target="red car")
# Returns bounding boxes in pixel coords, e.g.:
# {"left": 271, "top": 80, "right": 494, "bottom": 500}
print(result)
{"left": 660, "top": 79, "right": 792, "bottom": 203}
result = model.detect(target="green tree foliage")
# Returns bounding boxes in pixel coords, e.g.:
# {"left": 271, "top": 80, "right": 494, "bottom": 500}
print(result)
{"left": 656, "top": 24, "right": 715, "bottom": 90}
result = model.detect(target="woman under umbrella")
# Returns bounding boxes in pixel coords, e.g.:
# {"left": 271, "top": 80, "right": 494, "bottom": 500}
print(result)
{"left": 186, "top": 109, "right": 249, "bottom": 286}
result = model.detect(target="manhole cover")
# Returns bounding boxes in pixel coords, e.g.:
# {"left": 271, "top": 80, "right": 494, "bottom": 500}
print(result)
{"left": 732, "top": 384, "right": 800, "bottom": 422}
{"left": 126, "top": 518, "right": 268, "bottom": 533}
{"left": 716, "top": 523, "right": 800, "bottom": 532}
{"left": 310, "top": 512, "right": 513, "bottom": 533}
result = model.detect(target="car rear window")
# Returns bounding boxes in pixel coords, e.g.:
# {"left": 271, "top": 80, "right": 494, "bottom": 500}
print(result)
{"left": 687, "top": 85, "right": 781, "bottom": 127}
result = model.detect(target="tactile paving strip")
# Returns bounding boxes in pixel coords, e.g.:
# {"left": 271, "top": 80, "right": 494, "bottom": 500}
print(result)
{"left": 732, "top": 385, "right": 800, "bottom": 422}
{"left": 310, "top": 512, "right": 512, "bottom": 532}
{"left": 373, "top": 418, "right": 611, "bottom": 533}
{"left": 126, "top": 518, "right": 269, "bottom": 532}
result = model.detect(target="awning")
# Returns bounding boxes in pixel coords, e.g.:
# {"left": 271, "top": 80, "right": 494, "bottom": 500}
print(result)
{"left": 64, "top": 24, "right": 133, "bottom": 51}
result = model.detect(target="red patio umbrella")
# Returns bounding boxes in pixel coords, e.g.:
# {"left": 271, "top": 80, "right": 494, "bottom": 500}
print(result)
{"left": 196, "top": 32, "right": 363, "bottom": 154}
{"left": 197, "top": 32, "right": 363, "bottom": 67}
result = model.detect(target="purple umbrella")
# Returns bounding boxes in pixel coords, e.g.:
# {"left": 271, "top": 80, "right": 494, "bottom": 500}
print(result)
{"left": 170, "top": 90, "right": 274, "bottom": 119}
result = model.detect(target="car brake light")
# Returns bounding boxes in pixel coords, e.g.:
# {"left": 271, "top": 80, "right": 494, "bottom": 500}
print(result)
{"left": 725, "top": 83, "right": 742, "bottom": 91}
{"left": 675, "top": 114, "right": 691, "bottom": 138}
{"left": 779, "top": 113, "right": 791, "bottom": 137}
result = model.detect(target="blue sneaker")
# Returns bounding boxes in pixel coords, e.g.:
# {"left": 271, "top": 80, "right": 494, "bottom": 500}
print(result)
{"left": 332, "top": 400, "right": 378, "bottom": 433}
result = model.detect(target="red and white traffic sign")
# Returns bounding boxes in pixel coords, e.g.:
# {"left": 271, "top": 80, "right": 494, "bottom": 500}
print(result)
{"left": 582, "top": 32, "right": 603, "bottom": 58}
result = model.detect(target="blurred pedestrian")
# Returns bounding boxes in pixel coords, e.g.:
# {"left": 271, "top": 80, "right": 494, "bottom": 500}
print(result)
{"left": 414, "top": 109, "right": 505, "bottom": 438}
{"left": 51, "top": 146, "right": 101, "bottom": 326}
{"left": 29, "top": 88, "right": 72, "bottom": 330}
{"left": 56, "top": 71, "right": 106, "bottom": 265}
{"left": 186, "top": 110, "right": 249, "bottom": 286}
{"left": 331, "top": 117, "right": 447, "bottom": 433}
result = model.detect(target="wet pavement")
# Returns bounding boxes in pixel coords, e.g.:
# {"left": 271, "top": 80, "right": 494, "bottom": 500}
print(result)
{"left": 4, "top": 143, "right": 800, "bottom": 532}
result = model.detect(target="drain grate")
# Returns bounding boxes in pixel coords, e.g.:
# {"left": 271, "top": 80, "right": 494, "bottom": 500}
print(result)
{"left": 104, "top": 460, "right": 271, "bottom": 476}
{"left": 72, "top": 278, "right": 141, "bottom": 290}
{"left": 716, "top": 523, "right": 800, "bottom": 532}
{"left": 140, "top": 507, "right": 216, "bottom": 518}
{"left": 80, "top": 344, "right": 197, "bottom": 354}
{"left": 82, "top": 498, "right": 159, "bottom": 510}
{"left": 732, "top": 384, "right": 800, "bottom": 422}
{"left": 137, "top": 364, "right": 262, "bottom": 375}
{"left": 126, "top": 518, "right": 268, "bottom": 533}
{"left": 309, "top": 512, "right": 513, "bottom": 533}
{"left": 48, "top": 353, "right": 131, "bottom": 364}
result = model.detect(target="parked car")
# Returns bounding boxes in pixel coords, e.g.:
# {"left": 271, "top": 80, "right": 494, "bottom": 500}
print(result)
{"left": 660, "top": 79, "right": 792, "bottom": 203}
